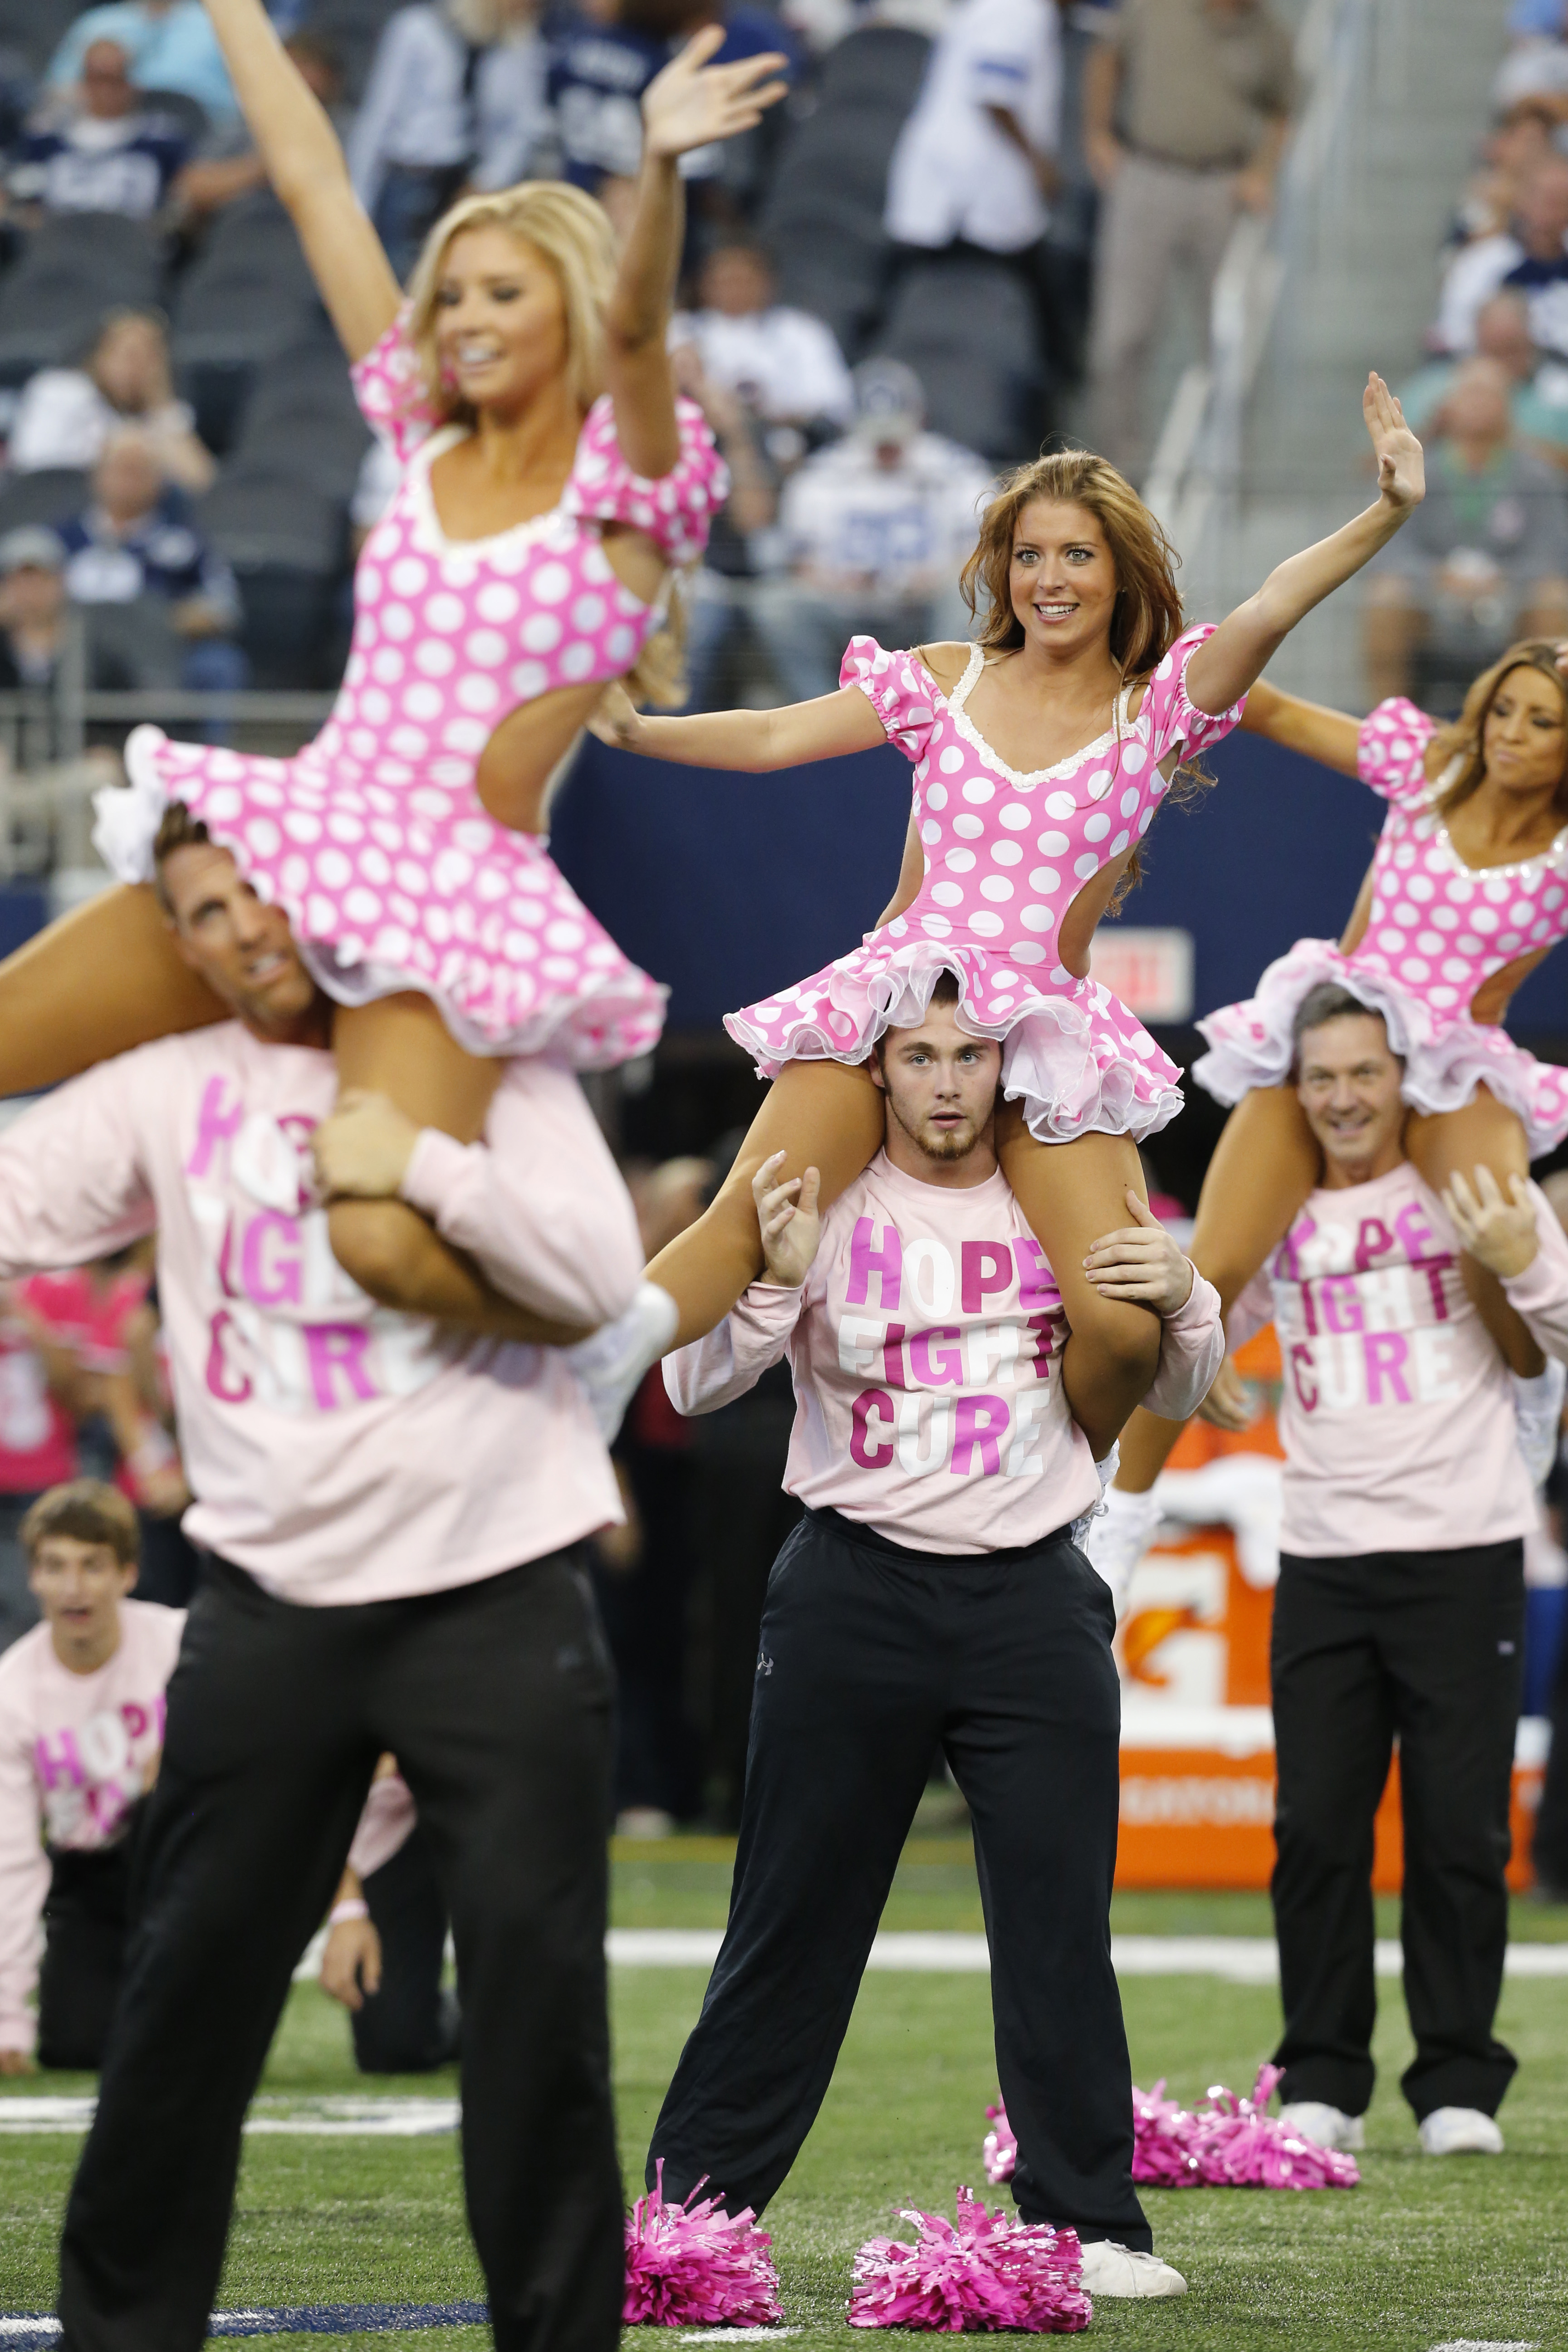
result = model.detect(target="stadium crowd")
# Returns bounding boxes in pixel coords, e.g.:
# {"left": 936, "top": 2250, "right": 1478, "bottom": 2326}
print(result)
{"left": 0, "top": 0, "right": 1301, "bottom": 707}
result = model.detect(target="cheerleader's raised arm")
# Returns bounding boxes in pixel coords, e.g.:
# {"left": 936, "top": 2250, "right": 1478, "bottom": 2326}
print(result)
{"left": 0, "top": 0, "right": 783, "bottom": 1327}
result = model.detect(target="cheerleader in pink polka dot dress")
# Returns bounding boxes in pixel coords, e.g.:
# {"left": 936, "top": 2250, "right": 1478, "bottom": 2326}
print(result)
{"left": 0, "top": 0, "right": 785, "bottom": 1325}
{"left": 1099, "top": 639, "right": 1568, "bottom": 1524}
{"left": 586, "top": 379, "right": 1426, "bottom": 1459}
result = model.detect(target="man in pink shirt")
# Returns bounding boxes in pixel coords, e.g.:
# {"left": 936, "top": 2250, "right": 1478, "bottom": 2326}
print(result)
{"left": 0, "top": 1480, "right": 180, "bottom": 2075}
{"left": 652, "top": 975, "right": 1224, "bottom": 2302}
{"left": 1094, "top": 982, "right": 1568, "bottom": 2163}
{"left": 0, "top": 809, "right": 642, "bottom": 2352}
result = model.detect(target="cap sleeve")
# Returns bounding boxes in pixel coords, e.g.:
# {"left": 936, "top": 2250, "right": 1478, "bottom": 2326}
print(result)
{"left": 348, "top": 308, "right": 442, "bottom": 466}
{"left": 561, "top": 396, "right": 729, "bottom": 567}
{"left": 838, "top": 637, "right": 941, "bottom": 763}
{"left": 1136, "top": 621, "right": 1245, "bottom": 768}
{"left": 1356, "top": 697, "right": 1438, "bottom": 808}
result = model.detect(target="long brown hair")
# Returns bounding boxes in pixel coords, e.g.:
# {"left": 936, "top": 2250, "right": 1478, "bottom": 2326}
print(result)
{"left": 958, "top": 447, "right": 1202, "bottom": 906}
{"left": 1426, "top": 639, "right": 1568, "bottom": 819}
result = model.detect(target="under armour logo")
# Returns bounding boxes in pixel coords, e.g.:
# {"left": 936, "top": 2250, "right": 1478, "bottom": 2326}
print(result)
{"left": 756, "top": 1648, "right": 774, "bottom": 1678}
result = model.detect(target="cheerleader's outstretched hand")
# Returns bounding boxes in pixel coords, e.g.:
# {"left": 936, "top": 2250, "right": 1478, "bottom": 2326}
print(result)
{"left": 1365, "top": 372, "right": 1424, "bottom": 514}
{"left": 642, "top": 24, "right": 789, "bottom": 160}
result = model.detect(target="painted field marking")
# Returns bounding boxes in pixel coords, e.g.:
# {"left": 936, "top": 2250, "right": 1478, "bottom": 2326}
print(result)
{"left": 0, "top": 2309, "right": 489, "bottom": 2343}
{"left": 0, "top": 2096, "right": 458, "bottom": 2138}
{"left": 601, "top": 1931, "right": 1568, "bottom": 1981}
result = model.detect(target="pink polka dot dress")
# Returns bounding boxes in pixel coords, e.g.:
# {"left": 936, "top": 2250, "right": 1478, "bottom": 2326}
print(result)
{"left": 728, "top": 623, "right": 1245, "bottom": 1142}
{"left": 91, "top": 311, "right": 727, "bottom": 1066}
{"left": 1195, "top": 696, "right": 1568, "bottom": 1152}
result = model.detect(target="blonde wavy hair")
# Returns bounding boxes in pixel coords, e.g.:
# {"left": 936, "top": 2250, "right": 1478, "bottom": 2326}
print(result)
{"left": 1426, "top": 638, "right": 1568, "bottom": 818}
{"left": 959, "top": 447, "right": 1201, "bottom": 906}
{"left": 400, "top": 181, "right": 686, "bottom": 706}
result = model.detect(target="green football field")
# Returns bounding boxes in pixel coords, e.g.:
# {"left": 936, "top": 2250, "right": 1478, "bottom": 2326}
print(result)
{"left": 2, "top": 1841, "right": 1566, "bottom": 2351}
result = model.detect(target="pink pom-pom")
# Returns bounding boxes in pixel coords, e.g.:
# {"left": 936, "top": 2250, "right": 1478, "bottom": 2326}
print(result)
{"left": 1130, "top": 2079, "right": 1203, "bottom": 2188}
{"left": 981, "top": 2103, "right": 1016, "bottom": 2187}
{"left": 1185, "top": 2065, "right": 1360, "bottom": 2190}
{"left": 848, "top": 2188, "right": 1090, "bottom": 2333}
{"left": 623, "top": 2161, "right": 784, "bottom": 2326}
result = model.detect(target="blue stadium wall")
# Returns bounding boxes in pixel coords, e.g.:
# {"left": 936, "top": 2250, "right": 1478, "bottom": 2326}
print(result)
{"left": 551, "top": 732, "right": 1568, "bottom": 1043}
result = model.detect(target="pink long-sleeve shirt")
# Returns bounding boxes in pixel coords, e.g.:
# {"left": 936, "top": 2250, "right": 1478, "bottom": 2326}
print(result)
{"left": 0, "top": 1025, "right": 641, "bottom": 1603}
{"left": 1231, "top": 1163, "right": 1568, "bottom": 1558}
{"left": 0, "top": 1597, "right": 185, "bottom": 2053}
{"left": 666, "top": 1152, "right": 1223, "bottom": 1553}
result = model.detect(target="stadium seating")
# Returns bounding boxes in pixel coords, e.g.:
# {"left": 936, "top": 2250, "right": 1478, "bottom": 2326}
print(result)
{"left": 196, "top": 461, "right": 349, "bottom": 687}
{"left": 0, "top": 466, "right": 88, "bottom": 537}
{"left": 0, "top": 0, "right": 79, "bottom": 76}
{"left": 172, "top": 191, "right": 327, "bottom": 451}
{"left": 230, "top": 332, "right": 369, "bottom": 503}
{"left": 761, "top": 23, "right": 931, "bottom": 362}
{"left": 0, "top": 214, "right": 165, "bottom": 386}
{"left": 880, "top": 256, "right": 1045, "bottom": 461}
{"left": 297, "top": 0, "right": 406, "bottom": 102}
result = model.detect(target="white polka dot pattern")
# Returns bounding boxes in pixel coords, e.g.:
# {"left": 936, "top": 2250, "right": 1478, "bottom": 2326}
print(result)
{"left": 1194, "top": 696, "right": 1568, "bottom": 1152}
{"left": 725, "top": 624, "right": 1244, "bottom": 1142}
{"left": 112, "top": 310, "right": 730, "bottom": 1065}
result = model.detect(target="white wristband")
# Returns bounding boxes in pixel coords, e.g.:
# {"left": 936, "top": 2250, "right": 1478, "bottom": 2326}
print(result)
{"left": 329, "top": 1897, "right": 369, "bottom": 1926}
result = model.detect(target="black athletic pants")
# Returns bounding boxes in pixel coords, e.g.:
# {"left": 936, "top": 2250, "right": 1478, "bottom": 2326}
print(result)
{"left": 648, "top": 1506, "right": 1149, "bottom": 2250}
{"left": 1270, "top": 1541, "right": 1524, "bottom": 2122}
{"left": 353, "top": 1823, "right": 461, "bottom": 2075}
{"left": 58, "top": 1552, "right": 622, "bottom": 2352}
{"left": 37, "top": 1830, "right": 141, "bottom": 2071}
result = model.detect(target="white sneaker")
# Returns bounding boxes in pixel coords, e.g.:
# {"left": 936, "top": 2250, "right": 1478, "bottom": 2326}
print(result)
{"left": 565, "top": 1282, "right": 678, "bottom": 1442}
{"left": 1513, "top": 1359, "right": 1566, "bottom": 1488}
{"left": 1278, "top": 2100, "right": 1365, "bottom": 2153}
{"left": 1418, "top": 2106, "right": 1504, "bottom": 2156}
{"left": 1077, "top": 2241, "right": 1187, "bottom": 2298}
{"left": 1080, "top": 1484, "right": 1160, "bottom": 1622}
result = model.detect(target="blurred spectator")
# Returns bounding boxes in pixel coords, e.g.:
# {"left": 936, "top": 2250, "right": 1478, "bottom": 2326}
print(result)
{"left": 670, "top": 338, "right": 779, "bottom": 710}
{"left": 348, "top": 0, "right": 549, "bottom": 284}
{"left": 884, "top": 0, "right": 1062, "bottom": 323}
{"left": 1083, "top": 0, "right": 1296, "bottom": 483}
{"left": 46, "top": 0, "right": 236, "bottom": 123}
{"left": 8, "top": 40, "right": 194, "bottom": 222}
{"left": 1365, "top": 356, "right": 1568, "bottom": 708}
{"left": 57, "top": 429, "right": 248, "bottom": 695}
{"left": 1495, "top": 19, "right": 1568, "bottom": 118}
{"left": 1400, "top": 291, "right": 1568, "bottom": 466}
{"left": 750, "top": 358, "right": 992, "bottom": 703}
{"left": 10, "top": 309, "right": 214, "bottom": 491}
{"left": 0, "top": 530, "right": 69, "bottom": 697}
{"left": 671, "top": 240, "right": 854, "bottom": 435}
{"left": 0, "top": 1290, "right": 82, "bottom": 1652}
{"left": 1436, "top": 153, "right": 1568, "bottom": 362}
{"left": 1448, "top": 105, "right": 1556, "bottom": 256}
{"left": 175, "top": 33, "right": 344, "bottom": 227}
{"left": 548, "top": 0, "right": 798, "bottom": 225}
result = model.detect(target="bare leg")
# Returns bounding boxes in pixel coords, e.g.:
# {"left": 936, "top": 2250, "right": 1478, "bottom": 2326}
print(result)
{"left": 646, "top": 1058, "right": 887, "bottom": 1348}
{"left": 1117, "top": 1086, "right": 1323, "bottom": 1492}
{"left": 0, "top": 884, "right": 226, "bottom": 1094}
{"left": 997, "top": 1110, "right": 1162, "bottom": 1465}
{"left": 329, "top": 995, "right": 583, "bottom": 1343}
{"left": 1406, "top": 1088, "right": 1545, "bottom": 1377}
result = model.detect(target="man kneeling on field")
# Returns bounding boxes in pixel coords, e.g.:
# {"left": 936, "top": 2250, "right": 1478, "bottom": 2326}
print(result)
{"left": 648, "top": 973, "right": 1223, "bottom": 2300}
{"left": 0, "top": 1481, "right": 181, "bottom": 2074}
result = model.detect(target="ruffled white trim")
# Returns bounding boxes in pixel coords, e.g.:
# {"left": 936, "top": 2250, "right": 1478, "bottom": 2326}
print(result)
{"left": 726, "top": 942, "right": 1183, "bottom": 1143}
{"left": 1193, "top": 938, "right": 1568, "bottom": 1156}
{"left": 303, "top": 939, "right": 668, "bottom": 1069}
{"left": 91, "top": 725, "right": 174, "bottom": 883}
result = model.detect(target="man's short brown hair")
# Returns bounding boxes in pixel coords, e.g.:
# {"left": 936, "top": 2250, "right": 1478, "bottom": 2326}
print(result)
{"left": 151, "top": 800, "right": 213, "bottom": 915}
{"left": 21, "top": 1480, "right": 140, "bottom": 1566}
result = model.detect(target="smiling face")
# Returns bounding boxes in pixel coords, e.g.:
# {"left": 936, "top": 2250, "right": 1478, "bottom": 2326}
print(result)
{"left": 872, "top": 997, "right": 1002, "bottom": 1176}
{"left": 1294, "top": 1011, "right": 1406, "bottom": 1187}
{"left": 1480, "top": 661, "right": 1568, "bottom": 807}
{"left": 158, "top": 841, "right": 323, "bottom": 1039}
{"left": 1008, "top": 499, "right": 1119, "bottom": 659}
{"left": 432, "top": 225, "right": 570, "bottom": 416}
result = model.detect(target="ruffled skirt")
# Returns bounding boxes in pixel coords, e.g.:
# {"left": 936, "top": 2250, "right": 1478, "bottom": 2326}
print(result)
{"left": 95, "top": 726, "right": 667, "bottom": 1069}
{"left": 728, "top": 934, "right": 1183, "bottom": 1143}
{"left": 1194, "top": 936, "right": 1568, "bottom": 1156}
